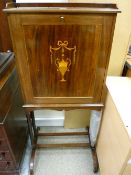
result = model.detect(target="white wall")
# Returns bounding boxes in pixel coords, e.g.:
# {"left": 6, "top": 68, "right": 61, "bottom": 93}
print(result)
{"left": 108, "top": 0, "right": 131, "bottom": 75}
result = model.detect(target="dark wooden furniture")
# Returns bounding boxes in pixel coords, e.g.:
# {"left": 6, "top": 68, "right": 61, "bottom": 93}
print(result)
{"left": 0, "top": 0, "right": 13, "bottom": 52}
{"left": 0, "top": 52, "right": 27, "bottom": 175}
{"left": 4, "top": 1, "right": 120, "bottom": 174}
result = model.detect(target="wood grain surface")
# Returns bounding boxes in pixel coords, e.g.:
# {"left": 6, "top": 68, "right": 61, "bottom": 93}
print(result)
{"left": 7, "top": 11, "right": 116, "bottom": 106}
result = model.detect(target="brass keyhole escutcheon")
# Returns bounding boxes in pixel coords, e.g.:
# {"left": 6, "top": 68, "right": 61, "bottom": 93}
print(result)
{"left": 60, "top": 16, "right": 65, "bottom": 22}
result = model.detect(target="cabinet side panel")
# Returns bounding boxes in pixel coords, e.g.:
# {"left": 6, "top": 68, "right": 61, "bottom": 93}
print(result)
{"left": 96, "top": 93, "right": 130, "bottom": 175}
{"left": 8, "top": 14, "right": 34, "bottom": 104}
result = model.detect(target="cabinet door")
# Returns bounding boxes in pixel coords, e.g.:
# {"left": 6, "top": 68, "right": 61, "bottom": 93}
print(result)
{"left": 9, "top": 14, "right": 115, "bottom": 104}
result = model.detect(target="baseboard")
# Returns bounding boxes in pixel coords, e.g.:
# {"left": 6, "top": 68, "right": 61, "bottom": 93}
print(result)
{"left": 34, "top": 110, "right": 64, "bottom": 126}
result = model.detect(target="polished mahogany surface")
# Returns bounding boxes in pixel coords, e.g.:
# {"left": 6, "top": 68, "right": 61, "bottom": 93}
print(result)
{"left": 4, "top": 3, "right": 119, "bottom": 107}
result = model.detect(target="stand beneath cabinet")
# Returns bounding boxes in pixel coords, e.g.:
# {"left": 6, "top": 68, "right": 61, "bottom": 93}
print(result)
{"left": 4, "top": 2, "right": 120, "bottom": 174}
{"left": 25, "top": 106, "right": 101, "bottom": 175}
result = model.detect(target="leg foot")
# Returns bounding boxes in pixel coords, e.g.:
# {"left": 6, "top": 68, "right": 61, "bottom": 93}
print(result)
{"left": 30, "top": 147, "right": 36, "bottom": 175}
{"left": 26, "top": 111, "right": 37, "bottom": 175}
{"left": 91, "top": 147, "right": 99, "bottom": 173}
{"left": 88, "top": 127, "right": 99, "bottom": 173}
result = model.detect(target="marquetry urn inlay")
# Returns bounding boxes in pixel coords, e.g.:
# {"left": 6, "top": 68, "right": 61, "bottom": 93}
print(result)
{"left": 50, "top": 41, "right": 76, "bottom": 82}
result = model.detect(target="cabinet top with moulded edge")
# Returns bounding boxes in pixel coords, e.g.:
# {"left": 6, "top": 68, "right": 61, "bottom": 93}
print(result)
{"left": 3, "top": 1, "right": 121, "bottom": 14}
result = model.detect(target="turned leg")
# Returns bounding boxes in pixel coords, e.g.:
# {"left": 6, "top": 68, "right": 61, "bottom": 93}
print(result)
{"left": 90, "top": 146, "right": 99, "bottom": 173}
{"left": 26, "top": 111, "right": 37, "bottom": 175}
{"left": 88, "top": 128, "right": 99, "bottom": 173}
{"left": 30, "top": 111, "right": 37, "bottom": 137}
{"left": 26, "top": 112, "right": 34, "bottom": 145}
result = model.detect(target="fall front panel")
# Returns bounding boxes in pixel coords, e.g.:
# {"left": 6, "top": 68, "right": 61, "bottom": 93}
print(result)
{"left": 23, "top": 24, "right": 101, "bottom": 98}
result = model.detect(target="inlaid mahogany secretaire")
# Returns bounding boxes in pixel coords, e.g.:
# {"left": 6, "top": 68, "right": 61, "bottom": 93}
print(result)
{"left": 4, "top": 1, "right": 120, "bottom": 174}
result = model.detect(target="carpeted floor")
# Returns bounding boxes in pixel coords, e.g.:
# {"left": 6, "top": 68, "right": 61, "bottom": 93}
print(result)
{"left": 20, "top": 127, "right": 100, "bottom": 175}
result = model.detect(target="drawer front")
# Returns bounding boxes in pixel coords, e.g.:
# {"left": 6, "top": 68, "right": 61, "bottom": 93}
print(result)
{"left": 9, "top": 13, "right": 116, "bottom": 104}
{"left": 0, "top": 127, "right": 4, "bottom": 138}
{"left": 0, "top": 69, "right": 18, "bottom": 122}
{"left": 0, "top": 139, "right": 8, "bottom": 151}
{"left": 0, "top": 161, "right": 15, "bottom": 171}
{"left": 0, "top": 127, "right": 8, "bottom": 151}
{"left": 0, "top": 151, "right": 12, "bottom": 161}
